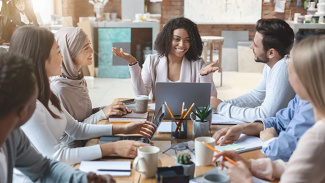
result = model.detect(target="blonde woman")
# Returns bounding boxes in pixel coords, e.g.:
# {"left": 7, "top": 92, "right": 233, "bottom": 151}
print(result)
{"left": 213, "top": 35, "right": 325, "bottom": 182}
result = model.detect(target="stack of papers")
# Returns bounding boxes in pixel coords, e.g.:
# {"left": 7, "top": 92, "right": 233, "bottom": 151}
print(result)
{"left": 80, "top": 161, "right": 131, "bottom": 177}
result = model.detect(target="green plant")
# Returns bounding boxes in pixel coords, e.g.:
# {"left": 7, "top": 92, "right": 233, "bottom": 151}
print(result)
{"left": 193, "top": 105, "right": 212, "bottom": 122}
{"left": 177, "top": 153, "right": 192, "bottom": 164}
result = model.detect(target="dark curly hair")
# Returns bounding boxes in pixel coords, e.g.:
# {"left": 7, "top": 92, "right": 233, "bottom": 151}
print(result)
{"left": 9, "top": 26, "right": 62, "bottom": 119}
{"left": 256, "top": 19, "right": 294, "bottom": 58}
{"left": 154, "top": 17, "right": 203, "bottom": 61}
{"left": 0, "top": 52, "right": 36, "bottom": 119}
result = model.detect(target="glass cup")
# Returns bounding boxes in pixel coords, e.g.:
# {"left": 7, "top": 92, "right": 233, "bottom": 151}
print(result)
{"left": 171, "top": 115, "right": 188, "bottom": 139}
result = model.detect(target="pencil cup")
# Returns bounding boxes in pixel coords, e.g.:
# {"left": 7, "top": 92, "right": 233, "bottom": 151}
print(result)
{"left": 133, "top": 146, "right": 160, "bottom": 178}
{"left": 135, "top": 95, "right": 148, "bottom": 113}
{"left": 195, "top": 137, "right": 215, "bottom": 166}
{"left": 171, "top": 115, "right": 188, "bottom": 139}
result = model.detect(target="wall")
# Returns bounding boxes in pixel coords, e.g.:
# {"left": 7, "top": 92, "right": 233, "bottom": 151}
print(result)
{"left": 161, "top": 0, "right": 306, "bottom": 40}
{"left": 62, "top": 0, "right": 306, "bottom": 39}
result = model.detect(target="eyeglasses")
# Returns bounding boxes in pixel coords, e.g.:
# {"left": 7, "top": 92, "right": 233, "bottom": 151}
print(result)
{"left": 162, "top": 142, "right": 195, "bottom": 155}
{"left": 285, "top": 54, "right": 291, "bottom": 64}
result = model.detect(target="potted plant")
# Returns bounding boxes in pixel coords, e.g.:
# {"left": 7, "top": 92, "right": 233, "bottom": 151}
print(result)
{"left": 190, "top": 105, "right": 212, "bottom": 137}
{"left": 174, "top": 153, "right": 195, "bottom": 179}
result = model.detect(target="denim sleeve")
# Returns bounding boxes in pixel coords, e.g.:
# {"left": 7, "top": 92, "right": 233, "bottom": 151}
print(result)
{"left": 261, "top": 97, "right": 315, "bottom": 161}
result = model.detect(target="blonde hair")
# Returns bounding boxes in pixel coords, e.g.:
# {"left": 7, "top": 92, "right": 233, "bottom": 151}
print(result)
{"left": 291, "top": 35, "right": 325, "bottom": 111}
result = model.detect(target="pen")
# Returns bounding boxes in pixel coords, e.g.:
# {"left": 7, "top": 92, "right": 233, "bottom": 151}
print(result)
{"left": 202, "top": 142, "right": 238, "bottom": 166}
{"left": 164, "top": 101, "right": 175, "bottom": 118}
{"left": 97, "top": 169, "right": 131, "bottom": 172}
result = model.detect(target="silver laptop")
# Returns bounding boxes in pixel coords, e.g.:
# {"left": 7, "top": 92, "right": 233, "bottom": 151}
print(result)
{"left": 155, "top": 82, "right": 211, "bottom": 119}
{"left": 99, "top": 104, "right": 165, "bottom": 144}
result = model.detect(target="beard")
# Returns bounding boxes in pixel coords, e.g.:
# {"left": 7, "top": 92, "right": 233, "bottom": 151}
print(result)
{"left": 254, "top": 52, "right": 269, "bottom": 63}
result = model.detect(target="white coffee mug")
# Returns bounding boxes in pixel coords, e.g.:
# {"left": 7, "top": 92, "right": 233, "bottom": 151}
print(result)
{"left": 203, "top": 173, "right": 229, "bottom": 183}
{"left": 135, "top": 95, "right": 149, "bottom": 113}
{"left": 195, "top": 137, "right": 215, "bottom": 166}
{"left": 133, "top": 146, "right": 160, "bottom": 178}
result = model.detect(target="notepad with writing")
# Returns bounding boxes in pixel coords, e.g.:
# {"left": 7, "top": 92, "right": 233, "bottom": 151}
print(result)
{"left": 79, "top": 161, "right": 131, "bottom": 177}
{"left": 215, "top": 134, "right": 263, "bottom": 153}
{"left": 211, "top": 114, "right": 245, "bottom": 125}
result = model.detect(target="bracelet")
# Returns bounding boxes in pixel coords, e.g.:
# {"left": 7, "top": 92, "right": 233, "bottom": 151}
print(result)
{"left": 129, "top": 61, "right": 138, "bottom": 66}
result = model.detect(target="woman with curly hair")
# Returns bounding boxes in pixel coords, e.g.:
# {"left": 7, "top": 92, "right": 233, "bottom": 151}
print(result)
{"left": 113, "top": 17, "right": 218, "bottom": 99}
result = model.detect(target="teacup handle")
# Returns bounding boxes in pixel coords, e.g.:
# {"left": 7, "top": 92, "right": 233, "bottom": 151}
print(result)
{"left": 133, "top": 155, "right": 146, "bottom": 173}
{"left": 190, "top": 112, "right": 196, "bottom": 121}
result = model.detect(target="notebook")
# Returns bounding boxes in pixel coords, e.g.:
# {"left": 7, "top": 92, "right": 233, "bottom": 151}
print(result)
{"left": 80, "top": 161, "right": 131, "bottom": 177}
{"left": 155, "top": 82, "right": 211, "bottom": 119}
{"left": 99, "top": 104, "right": 165, "bottom": 144}
{"left": 215, "top": 134, "right": 263, "bottom": 153}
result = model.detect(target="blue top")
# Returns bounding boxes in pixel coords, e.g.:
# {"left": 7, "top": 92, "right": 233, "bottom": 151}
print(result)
{"left": 260, "top": 95, "right": 314, "bottom": 162}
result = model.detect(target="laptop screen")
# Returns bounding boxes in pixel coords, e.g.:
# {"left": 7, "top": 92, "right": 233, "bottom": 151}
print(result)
{"left": 155, "top": 82, "right": 211, "bottom": 119}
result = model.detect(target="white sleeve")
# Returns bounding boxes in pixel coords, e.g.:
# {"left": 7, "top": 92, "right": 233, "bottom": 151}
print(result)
{"left": 129, "top": 55, "right": 153, "bottom": 96}
{"left": 63, "top": 107, "right": 112, "bottom": 139}
{"left": 82, "top": 110, "right": 106, "bottom": 124}
{"left": 217, "top": 66, "right": 267, "bottom": 121}
{"left": 21, "top": 107, "right": 105, "bottom": 165}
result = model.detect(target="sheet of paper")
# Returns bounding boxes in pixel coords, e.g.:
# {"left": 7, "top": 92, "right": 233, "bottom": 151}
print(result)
{"left": 215, "top": 134, "right": 263, "bottom": 153}
{"left": 157, "top": 122, "right": 172, "bottom": 133}
{"left": 212, "top": 114, "right": 245, "bottom": 124}
{"left": 80, "top": 161, "right": 131, "bottom": 177}
{"left": 148, "top": 103, "right": 155, "bottom": 110}
{"left": 215, "top": 143, "right": 244, "bottom": 151}
{"left": 275, "top": 0, "right": 286, "bottom": 13}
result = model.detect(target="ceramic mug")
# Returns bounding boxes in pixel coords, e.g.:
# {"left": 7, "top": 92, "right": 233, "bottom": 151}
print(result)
{"left": 135, "top": 95, "right": 149, "bottom": 113}
{"left": 203, "top": 173, "right": 230, "bottom": 183}
{"left": 133, "top": 146, "right": 160, "bottom": 178}
{"left": 195, "top": 137, "right": 215, "bottom": 166}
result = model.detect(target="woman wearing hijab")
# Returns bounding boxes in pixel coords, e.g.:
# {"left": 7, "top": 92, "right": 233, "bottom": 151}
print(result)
{"left": 10, "top": 26, "right": 155, "bottom": 166}
{"left": 51, "top": 27, "right": 126, "bottom": 122}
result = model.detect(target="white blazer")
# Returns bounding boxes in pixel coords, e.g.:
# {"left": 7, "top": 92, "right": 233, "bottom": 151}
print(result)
{"left": 129, "top": 54, "right": 218, "bottom": 99}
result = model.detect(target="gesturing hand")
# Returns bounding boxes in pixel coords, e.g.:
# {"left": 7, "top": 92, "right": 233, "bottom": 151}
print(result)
{"left": 112, "top": 47, "right": 137, "bottom": 65}
{"left": 87, "top": 172, "right": 115, "bottom": 183}
{"left": 260, "top": 127, "right": 278, "bottom": 142}
{"left": 200, "top": 60, "right": 219, "bottom": 76}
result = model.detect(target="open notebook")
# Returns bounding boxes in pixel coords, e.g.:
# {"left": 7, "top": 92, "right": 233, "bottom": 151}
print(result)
{"left": 215, "top": 134, "right": 263, "bottom": 153}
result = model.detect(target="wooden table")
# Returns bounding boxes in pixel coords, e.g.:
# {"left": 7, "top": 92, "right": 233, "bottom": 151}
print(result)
{"left": 76, "top": 99, "right": 278, "bottom": 183}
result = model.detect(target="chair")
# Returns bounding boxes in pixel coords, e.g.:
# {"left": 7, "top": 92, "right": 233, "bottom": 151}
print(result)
{"left": 201, "top": 36, "right": 224, "bottom": 86}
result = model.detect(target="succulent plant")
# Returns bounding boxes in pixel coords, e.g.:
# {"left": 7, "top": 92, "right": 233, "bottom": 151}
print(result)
{"left": 177, "top": 153, "right": 192, "bottom": 164}
{"left": 193, "top": 105, "right": 212, "bottom": 122}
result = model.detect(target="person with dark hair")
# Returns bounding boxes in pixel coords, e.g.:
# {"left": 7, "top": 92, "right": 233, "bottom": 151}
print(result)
{"left": 0, "top": 52, "right": 115, "bottom": 183}
{"left": 9, "top": 26, "right": 155, "bottom": 166}
{"left": 213, "top": 35, "right": 325, "bottom": 183}
{"left": 211, "top": 18, "right": 295, "bottom": 122}
{"left": 213, "top": 29, "right": 325, "bottom": 162}
{"left": 112, "top": 17, "right": 218, "bottom": 99}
